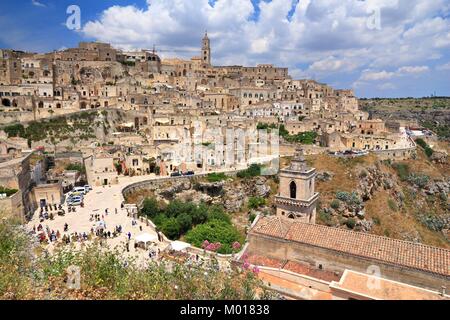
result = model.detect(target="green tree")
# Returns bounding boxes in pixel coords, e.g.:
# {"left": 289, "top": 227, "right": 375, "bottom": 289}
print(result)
{"left": 161, "top": 217, "right": 181, "bottom": 239}
{"left": 247, "top": 196, "right": 266, "bottom": 209}
{"left": 141, "top": 198, "right": 159, "bottom": 218}
{"left": 185, "top": 219, "right": 243, "bottom": 254}
{"left": 177, "top": 213, "right": 193, "bottom": 234}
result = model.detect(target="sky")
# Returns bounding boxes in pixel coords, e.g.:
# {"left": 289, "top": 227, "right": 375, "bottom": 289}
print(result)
{"left": 0, "top": 0, "right": 449, "bottom": 98}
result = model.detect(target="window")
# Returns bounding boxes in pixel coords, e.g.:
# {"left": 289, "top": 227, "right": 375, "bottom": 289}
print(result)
{"left": 290, "top": 181, "right": 297, "bottom": 199}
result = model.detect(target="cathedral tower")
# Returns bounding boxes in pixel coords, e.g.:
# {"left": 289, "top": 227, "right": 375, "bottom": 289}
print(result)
{"left": 201, "top": 31, "right": 211, "bottom": 66}
{"left": 275, "top": 148, "right": 319, "bottom": 223}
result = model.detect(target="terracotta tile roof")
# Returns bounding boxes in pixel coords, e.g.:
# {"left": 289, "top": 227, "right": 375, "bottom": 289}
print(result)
{"left": 251, "top": 216, "right": 450, "bottom": 277}
{"left": 243, "top": 254, "right": 285, "bottom": 269}
{"left": 284, "top": 261, "right": 340, "bottom": 282}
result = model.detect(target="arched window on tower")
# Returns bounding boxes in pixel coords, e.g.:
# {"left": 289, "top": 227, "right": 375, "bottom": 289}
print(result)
{"left": 290, "top": 181, "right": 297, "bottom": 199}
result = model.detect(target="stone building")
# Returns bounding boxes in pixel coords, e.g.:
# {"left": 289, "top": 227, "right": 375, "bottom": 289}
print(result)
{"left": 275, "top": 148, "right": 319, "bottom": 223}
{"left": 32, "top": 180, "right": 64, "bottom": 207}
{"left": 246, "top": 215, "right": 450, "bottom": 292}
{"left": 0, "top": 152, "right": 35, "bottom": 219}
{"left": 84, "top": 152, "right": 119, "bottom": 186}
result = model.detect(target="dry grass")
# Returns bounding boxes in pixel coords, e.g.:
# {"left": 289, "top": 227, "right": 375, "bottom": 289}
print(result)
{"left": 306, "top": 154, "right": 362, "bottom": 203}
{"left": 124, "top": 189, "right": 156, "bottom": 204}
{"left": 365, "top": 191, "right": 449, "bottom": 249}
{"left": 402, "top": 149, "right": 447, "bottom": 180}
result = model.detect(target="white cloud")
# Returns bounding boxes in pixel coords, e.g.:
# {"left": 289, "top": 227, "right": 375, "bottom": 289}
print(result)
{"left": 359, "top": 65, "right": 429, "bottom": 82}
{"left": 78, "top": 0, "right": 450, "bottom": 96}
{"left": 436, "top": 62, "right": 450, "bottom": 71}
{"left": 397, "top": 65, "right": 429, "bottom": 74}
{"left": 378, "top": 83, "right": 396, "bottom": 91}
{"left": 31, "top": 0, "right": 46, "bottom": 8}
{"left": 360, "top": 70, "right": 395, "bottom": 81}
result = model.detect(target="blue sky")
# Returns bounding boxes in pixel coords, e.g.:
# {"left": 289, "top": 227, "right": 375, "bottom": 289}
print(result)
{"left": 1, "top": 0, "right": 450, "bottom": 98}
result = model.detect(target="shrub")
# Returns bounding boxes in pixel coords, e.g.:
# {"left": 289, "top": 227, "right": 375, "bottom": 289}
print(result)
{"left": 142, "top": 198, "right": 234, "bottom": 241}
{"left": 336, "top": 191, "right": 361, "bottom": 206}
{"left": 358, "top": 170, "right": 368, "bottom": 179}
{"left": 319, "top": 210, "right": 332, "bottom": 226}
{"left": 206, "top": 206, "right": 231, "bottom": 224}
{"left": 237, "top": 164, "right": 262, "bottom": 179}
{"left": 206, "top": 172, "right": 227, "bottom": 182}
{"left": 415, "top": 138, "right": 433, "bottom": 157}
{"left": 185, "top": 219, "right": 244, "bottom": 254}
{"left": 418, "top": 214, "right": 446, "bottom": 231}
{"left": 330, "top": 200, "right": 340, "bottom": 210}
{"left": 0, "top": 186, "right": 19, "bottom": 197}
{"left": 176, "top": 213, "right": 193, "bottom": 234}
{"left": 392, "top": 163, "right": 410, "bottom": 181}
{"left": 248, "top": 212, "right": 257, "bottom": 223}
{"left": 372, "top": 217, "right": 381, "bottom": 225}
{"left": 407, "top": 174, "right": 429, "bottom": 189}
{"left": 141, "top": 198, "right": 160, "bottom": 218}
{"left": 3, "top": 123, "right": 25, "bottom": 138}
{"left": 247, "top": 196, "right": 266, "bottom": 209}
{"left": 387, "top": 199, "right": 398, "bottom": 211}
{"left": 65, "top": 163, "right": 85, "bottom": 174}
{"left": 160, "top": 217, "right": 181, "bottom": 239}
{"left": 345, "top": 218, "right": 356, "bottom": 229}
{"left": 282, "top": 130, "right": 317, "bottom": 144}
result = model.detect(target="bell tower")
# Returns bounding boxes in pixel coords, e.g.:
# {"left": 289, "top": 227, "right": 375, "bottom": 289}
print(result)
{"left": 201, "top": 31, "right": 211, "bottom": 66}
{"left": 275, "top": 148, "right": 319, "bottom": 223}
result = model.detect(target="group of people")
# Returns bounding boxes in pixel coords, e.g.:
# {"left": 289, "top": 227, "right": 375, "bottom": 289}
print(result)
{"left": 90, "top": 213, "right": 105, "bottom": 222}
{"left": 61, "top": 232, "right": 89, "bottom": 244}
{"left": 32, "top": 204, "right": 168, "bottom": 265}
{"left": 94, "top": 225, "right": 123, "bottom": 239}
{"left": 33, "top": 224, "right": 59, "bottom": 243}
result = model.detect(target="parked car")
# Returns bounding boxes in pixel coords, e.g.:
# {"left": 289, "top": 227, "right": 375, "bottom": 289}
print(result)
{"left": 84, "top": 185, "right": 92, "bottom": 193}
{"left": 73, "top": 187, "right": 86, "bottom": 195}
{"left": 68, "top": 191, "right": 84, "bottom": 199}
{"left": 170, "top": 172, "right": 182, "bottom": 177}
{"left": 68, "top": 198, "right": 82, "bottom": 206}
{"left": 183, "top": 171, "right": 195, "bottom": 176}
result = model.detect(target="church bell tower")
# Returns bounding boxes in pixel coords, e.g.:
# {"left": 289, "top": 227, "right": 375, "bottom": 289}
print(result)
{"left": 275, "top": 148, "right": 319, "bottom": 223}
{"left": 201, "top": 31, "right": 211, "bottom": 66}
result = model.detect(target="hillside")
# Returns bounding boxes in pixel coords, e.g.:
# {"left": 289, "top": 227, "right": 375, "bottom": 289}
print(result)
{"left": 308, "top": 150, "right": 450, "bottom": 249}
{"left": 359, "top": 97, "right": 450, "bottom": 140}
{"left": 1, "top": 109, "right": 131, "bottom": 150}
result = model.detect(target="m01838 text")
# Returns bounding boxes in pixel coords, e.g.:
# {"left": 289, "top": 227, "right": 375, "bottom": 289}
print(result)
{"left": 224, "top": 304, "right": 269, "bottom": 315}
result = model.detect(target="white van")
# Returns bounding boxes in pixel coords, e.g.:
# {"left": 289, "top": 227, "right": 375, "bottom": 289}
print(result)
{"left": 73, "top": 187, "right": 86, "bottom": 195}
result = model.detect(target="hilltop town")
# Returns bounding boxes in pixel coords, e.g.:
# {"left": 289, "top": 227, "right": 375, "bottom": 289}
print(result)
{"left": 0, "top": 33, "right": 449, "bottom": 301}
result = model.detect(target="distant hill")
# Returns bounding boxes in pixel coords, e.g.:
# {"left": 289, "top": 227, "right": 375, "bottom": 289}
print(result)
{"left": 359, "top": 97, "right": 450, "bottom": 140}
